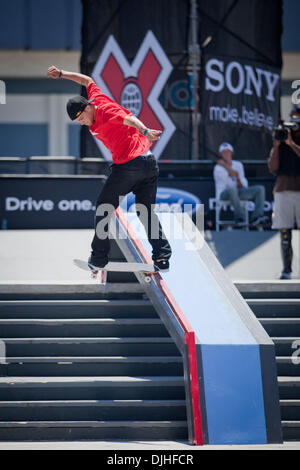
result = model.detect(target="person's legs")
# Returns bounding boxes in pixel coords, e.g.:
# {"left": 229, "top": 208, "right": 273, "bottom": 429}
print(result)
{"left": 238, "top": 185, "right": 265, "bottom": 222}
{"left": 90, "top": 163, "right": 141, "bottom": 267}
{"left": 133, "top": 156, "right": 172, "bottom": 266}
{"left": 280, "top": 228, "right": 293, "bottom": 278}
{"left": 220, "top": 187, "right": 244, "bottom": 221}
{"left": 272, "top": 191, "right": 295, "bottom": 279}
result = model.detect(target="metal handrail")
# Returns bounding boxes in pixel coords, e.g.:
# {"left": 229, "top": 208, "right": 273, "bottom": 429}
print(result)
{"left": 115, "top": 207, "right": 203, "bottom": 446}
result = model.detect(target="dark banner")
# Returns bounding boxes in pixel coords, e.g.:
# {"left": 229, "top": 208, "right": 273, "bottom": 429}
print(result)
{"left": 0, "top": 177, "right": 106, "bottom": 229}
{"left": 80, "top": 0, "right": 192, "bottom": 160}
{"left": 80, "top": 0, "right": 282, "bottom": 161}
{"left": 201, "top": 55, "right": 281, "bottom": 159}
{"left": 199, "top": 0, "right": 283, "bottom": 160}
{"left": 0, "top": 176, "right": 275, "bottom": 230}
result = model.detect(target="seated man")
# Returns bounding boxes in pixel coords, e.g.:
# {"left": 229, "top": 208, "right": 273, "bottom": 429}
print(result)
{"left": 213, "top": 142, "right": 267, "bottom": 226}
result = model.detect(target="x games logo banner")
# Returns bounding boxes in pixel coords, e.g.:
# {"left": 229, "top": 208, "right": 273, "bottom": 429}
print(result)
{"left": 92, "top": 31, "right": 176, "bottom": 160}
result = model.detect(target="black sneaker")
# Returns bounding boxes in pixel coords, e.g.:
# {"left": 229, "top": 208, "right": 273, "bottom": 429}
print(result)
{"left": 153, "top": 259, "right": 170, "bottom": 272}
{"left": 88, "top": 255, "right": 108, "bottom": 270}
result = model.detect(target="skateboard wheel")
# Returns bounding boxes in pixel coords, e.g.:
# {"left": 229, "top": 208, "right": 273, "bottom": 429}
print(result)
{"left": 144, "top": 275, "right": 151, "bottom": 283}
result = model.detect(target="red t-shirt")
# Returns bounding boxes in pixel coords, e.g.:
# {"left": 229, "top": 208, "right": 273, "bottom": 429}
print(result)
{"left": 87, "top": 82, "right": 151, "bottom": 164}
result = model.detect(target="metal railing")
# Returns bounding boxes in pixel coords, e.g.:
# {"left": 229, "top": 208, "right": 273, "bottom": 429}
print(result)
{"left": 0, "top": 156, "right": 272, "bottom": 178}
{"left": 0, "top": 156, "right": 109, "bottom": 176}
{"left": 115, "top": 207, "right": 204, "bottom": 445}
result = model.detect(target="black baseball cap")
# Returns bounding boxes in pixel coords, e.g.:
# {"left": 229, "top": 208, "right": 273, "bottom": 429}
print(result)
{"left": 66, "top": 95, "right": 95, "bottom": 120}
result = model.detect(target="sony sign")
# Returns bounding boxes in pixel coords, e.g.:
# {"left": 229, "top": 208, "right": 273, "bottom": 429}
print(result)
{"left": 205, "top": 58, "right": 279, "bottom": 102}
{"left": 202, "top": 54, "right": 280, "bottom": 141}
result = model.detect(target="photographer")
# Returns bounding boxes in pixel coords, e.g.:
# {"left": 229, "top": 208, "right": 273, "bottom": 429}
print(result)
{"left": 268, "top": 106, "right": 300, "bottom": 280}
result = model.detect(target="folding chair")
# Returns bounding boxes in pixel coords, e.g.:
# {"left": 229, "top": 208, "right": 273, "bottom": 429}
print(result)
{"left": 215, "top": 200, "right": 250, "bottom": 232}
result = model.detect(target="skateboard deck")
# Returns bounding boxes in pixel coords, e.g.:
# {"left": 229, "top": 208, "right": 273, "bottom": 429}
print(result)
{"left": 73, "top": 259, "right": 156, "bottom": 284}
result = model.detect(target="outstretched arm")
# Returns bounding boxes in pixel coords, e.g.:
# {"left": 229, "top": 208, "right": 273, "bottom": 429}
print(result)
{"left": 123, "top": 114, "right": 162, "bottom": 143}
{"left": 47, "top": 65, "right": 94, "bottom": 88}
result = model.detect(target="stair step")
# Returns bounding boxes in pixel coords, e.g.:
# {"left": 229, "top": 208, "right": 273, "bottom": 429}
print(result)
{"left": 0, "top": 420, "right": 188, "bottom": 441}
{"left": 276, "top": 357, "right": 300, "bottom": 376}
{"left": 260, "top": 319, "right": 300, "bottom": 337}
{"left": 272, "top": 338, "right": 300, "bottom": 356}
{"left": 0, "top": 399, "right": 187, "bottom": 421}
{"left": 0, "top": 318, "right": 167, "bottom": 338}
{"left": 278, "top": 377, "right": 300, "bottom": 399}
{"left": 280, "top": 400, "right": 300, "bottom": 420}
{"left": 1, "top": 337, "right": 180, "bottom": 357}
{"left": 281, "top": 421, "right": 300, "bottom": 441}
{"left": 0, "top": 356, "right": 183, "bottom": 376}
{"left": 247, "top": 299, "right": 300, "bottom": 318}
{"left": 0, "top": 285, "right": 145, "bottom": 302}
{"left": 0, "top": 376, "right": 185, "bottom": 401}
{"left": 0, "top": 300, "right": 157, "bottom": 319}
{"left": 241, "top": 285, "right": 300, "bottom": 299}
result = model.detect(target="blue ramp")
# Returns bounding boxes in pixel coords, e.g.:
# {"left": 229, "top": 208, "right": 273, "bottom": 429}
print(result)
{"left": 111, "top": 209, "right": 282, "bottom": 445}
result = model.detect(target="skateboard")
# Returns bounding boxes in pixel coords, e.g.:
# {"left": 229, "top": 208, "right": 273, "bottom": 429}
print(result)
{"left": 73, "top": 259, "right": 157, "bottom": 284}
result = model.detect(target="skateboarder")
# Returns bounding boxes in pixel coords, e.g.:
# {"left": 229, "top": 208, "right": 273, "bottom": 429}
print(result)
{"left": 47, "top": 65, "right": 171, "bottom": 271}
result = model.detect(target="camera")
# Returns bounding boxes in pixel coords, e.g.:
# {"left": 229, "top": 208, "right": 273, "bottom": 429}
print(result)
{"left": 274, "top": 120, "right": 299, "bottom": 142}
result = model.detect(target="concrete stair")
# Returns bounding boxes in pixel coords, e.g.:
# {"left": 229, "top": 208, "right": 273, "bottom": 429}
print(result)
{"left": 244, "top": 283, "right": 300, "bottom": 441}
{"left": 1, "top": 281, "right": 300, "bottom": 442}
{"left": 0, "top": 299, "right": 187, "bottom": 441}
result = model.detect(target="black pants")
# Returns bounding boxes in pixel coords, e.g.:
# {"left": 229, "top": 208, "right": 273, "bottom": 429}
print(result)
{"left": 91, "top": 154, "right": 172, "bottom": 264}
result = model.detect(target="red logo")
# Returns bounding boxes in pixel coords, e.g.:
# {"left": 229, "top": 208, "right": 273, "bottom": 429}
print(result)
{"left": 92, "top": 30, "right": 175, "bottom": 160}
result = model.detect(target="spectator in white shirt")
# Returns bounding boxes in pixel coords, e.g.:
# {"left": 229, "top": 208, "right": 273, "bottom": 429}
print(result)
{"left": 213, "top": 142, "right": 267, "bottom": 226}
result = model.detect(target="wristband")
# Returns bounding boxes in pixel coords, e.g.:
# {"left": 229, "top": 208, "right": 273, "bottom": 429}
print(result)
{"left": 143, "top": 128, "right": 149, "bottom": 136}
